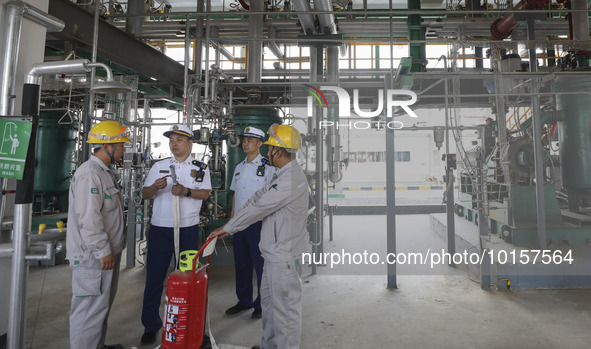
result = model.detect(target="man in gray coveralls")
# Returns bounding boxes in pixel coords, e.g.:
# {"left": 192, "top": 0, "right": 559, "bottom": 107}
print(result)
{"left": 210, "top": 124, "right": 309, "bottom": 349}
{"left": 66, "top": 120, "right": 129, "bottom": 349}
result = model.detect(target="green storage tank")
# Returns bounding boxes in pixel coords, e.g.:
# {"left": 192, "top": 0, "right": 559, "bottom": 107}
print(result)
{"left": 555, "top": 76, "right": 591, "bottom": 190}
{"left": 34, "top": 112, "right": 78, "bottom": 201}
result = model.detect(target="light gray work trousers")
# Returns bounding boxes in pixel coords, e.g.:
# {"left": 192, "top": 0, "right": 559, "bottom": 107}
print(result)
{"left": 69, "top": 253, "right": 121, "bottom": 349}
{"left": 259, "top": 259, "right": 302, "bottom": 349}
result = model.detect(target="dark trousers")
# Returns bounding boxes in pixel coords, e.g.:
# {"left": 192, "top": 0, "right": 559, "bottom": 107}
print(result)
{"left": 141, "top": 224, "right": 200, "bottom": 333}
{"left": 232, "top": 221, "right": 264, "bottom": 309}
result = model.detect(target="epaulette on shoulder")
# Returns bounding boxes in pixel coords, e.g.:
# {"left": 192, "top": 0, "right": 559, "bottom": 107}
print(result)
{"left": 192, "top": 160, "right": 206, "bottom": 170}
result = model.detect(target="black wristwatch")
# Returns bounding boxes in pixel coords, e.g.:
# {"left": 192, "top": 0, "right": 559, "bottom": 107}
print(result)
{"left": 184, "top": 188, "right": 192, "bottom": 197}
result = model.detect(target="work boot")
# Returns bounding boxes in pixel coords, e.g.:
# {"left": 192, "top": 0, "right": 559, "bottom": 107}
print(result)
{"left": 251, "top": 308, "right": 262, "bottom": 319}
{"left": 140, "top": 331, "right": 156, "bottom": 345}
{"left": 225, "top": 303, "right": 249, "bottom": 315}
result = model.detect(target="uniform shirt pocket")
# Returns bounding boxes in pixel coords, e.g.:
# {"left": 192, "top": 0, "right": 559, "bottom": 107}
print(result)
{"left": 103, "top": 186, "right": 120, "bottom": 211}
{"left": 72, "top": 266, "right": 102, "bottom": 297}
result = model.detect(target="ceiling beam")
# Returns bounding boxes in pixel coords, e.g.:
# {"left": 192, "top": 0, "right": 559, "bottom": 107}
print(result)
{"left": 47, "top": 0, "right": 190, "bottom": 91}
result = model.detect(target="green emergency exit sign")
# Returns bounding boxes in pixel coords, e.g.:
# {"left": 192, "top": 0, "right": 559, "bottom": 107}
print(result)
{"left": 0, "top": 117, "right": 33, "bottom": 180}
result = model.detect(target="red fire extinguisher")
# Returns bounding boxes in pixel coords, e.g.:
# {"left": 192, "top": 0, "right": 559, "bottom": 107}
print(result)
{"left": 161, "top": 236, "right": 217, "bottom": 349}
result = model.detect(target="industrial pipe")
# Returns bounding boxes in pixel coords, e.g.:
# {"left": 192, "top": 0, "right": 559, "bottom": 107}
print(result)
{"left": 291, "top": 0, "right": 318, "bottom": 35}
{"left": 314, "top": 0, "right": 347, "bottom": 56}
{"left": 490, "top": 0, "right": 547, "bottom": 40}
{"left": 125, "top": 0, "right": 146, "bottom": 37}
{"left": 314, "top": 0, "right": 337, "bottom": 34}
{"left": 570, "top": 0, "right": 589, "bottom": 41}
{"left": 9, "top": 57, "right": 122, "bottom": 349}
{"left": 0, "top": 0, "right": 64, "bottom": 116}
{"left": 25, "top": 59, "right": 91, "bottom": 85}
{"left": 0, "top": 243, "right": 13, "bottom": 258}
{"left": 24, "top": 241, "right": 55, "bottom": 261}
{"left": 267, "top": 26, "right": 286, "bottom": 60}
{"left": 247, "top": 0, "right": 264, "bottom": 84}
{"left": 326, "top": 46, "right": 342, "bottom": 183}
{"left": 210, "top": 41, "right": 239, "bottom": 61}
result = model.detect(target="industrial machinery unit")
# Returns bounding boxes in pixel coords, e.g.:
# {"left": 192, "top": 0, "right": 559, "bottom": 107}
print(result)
{"left": 456, "top": 53, "right": 591, "bottom": 247}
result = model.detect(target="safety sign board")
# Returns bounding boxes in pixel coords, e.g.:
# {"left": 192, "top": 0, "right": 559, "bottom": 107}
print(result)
{"left": 0, "top": 117, "right": 33, "bottom": 180}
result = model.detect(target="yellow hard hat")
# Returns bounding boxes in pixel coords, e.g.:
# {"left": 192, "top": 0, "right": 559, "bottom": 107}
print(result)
{"left": 87, "top": 120, "right": 131, "bottom": 144}
{"left": 264, "top": 124, "right": 301, "bottom": 151}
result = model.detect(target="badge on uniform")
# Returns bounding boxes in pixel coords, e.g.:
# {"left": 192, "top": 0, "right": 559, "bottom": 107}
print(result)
{"left": 192, "top": 160, "right": 206, "bottom": 182}
{"left": 256, "top": 157, "right": 269, "bottom": 177}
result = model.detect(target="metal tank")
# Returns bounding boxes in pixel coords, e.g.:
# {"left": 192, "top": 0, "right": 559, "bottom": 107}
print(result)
{"left": 554, "top": 76, "right": 591, "bottom": 191}
{"left": 225, "top": 106, "right": 281, "bottom": 193}
{"left": 33, "top": 111, "right": 78, "bottom": 211}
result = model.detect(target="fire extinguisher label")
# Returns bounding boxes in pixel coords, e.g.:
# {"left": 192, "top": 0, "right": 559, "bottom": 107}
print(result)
{"left": 163, "top": 294, "right": 190, "bottom": 344}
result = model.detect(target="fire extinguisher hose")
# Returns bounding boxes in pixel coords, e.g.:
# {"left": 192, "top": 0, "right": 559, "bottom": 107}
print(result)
{"left": 169, "top": 165, "right": 181, "bottom": 267}
{"left": 193, "top": 236, "right": 221, "bottom": 349}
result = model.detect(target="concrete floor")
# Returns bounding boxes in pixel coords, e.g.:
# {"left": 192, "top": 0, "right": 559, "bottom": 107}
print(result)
{"left": 23, "top": 215, "right": 591, "bottom": 349}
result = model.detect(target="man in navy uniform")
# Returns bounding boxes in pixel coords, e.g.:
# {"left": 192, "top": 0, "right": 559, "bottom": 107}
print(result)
{"left": 140, "top": 124, "right": 212, "bottom": 345}
{"left": 225, "top": 126, "right": 275, "bottom": 319}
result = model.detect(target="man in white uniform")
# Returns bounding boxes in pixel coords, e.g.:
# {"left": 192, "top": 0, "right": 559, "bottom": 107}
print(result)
{"left": 225, "top": 126, "right": 275, "bottom": 319}
{"left": 140, "top": 124, "right": 212, "bottom": 345}
{"left": 67, "top": 120, "right": 130, "bottom": 349}
{"left": 210, "top": 124, "right": 309, "bottom": 349}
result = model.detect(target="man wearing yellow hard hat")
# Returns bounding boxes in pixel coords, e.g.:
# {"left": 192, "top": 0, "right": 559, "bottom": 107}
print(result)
{"left": 66, "top": 120, "right": 130, "bottom": 349}
{"left": 210, "top": 124, "right": 309, "bottom": 349}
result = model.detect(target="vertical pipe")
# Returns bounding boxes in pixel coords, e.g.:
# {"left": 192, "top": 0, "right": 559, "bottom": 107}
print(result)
{"left": 493, "top": 64, "right": 508, "bottom": 176}
{"left": 184, "top": 15, "right": 190, "bottom": 123}
{"left": 7, "top": 204, "right": 29, "bottom": 349}
{"left": 311, "top": 45, "right": 324, "bottom": 274}
{"left": 527, "top": 20, "right": 547, "bottom": 249}
{"left": 0, "top": 179, "right": 6, "bottom": 232}
{"left": 407, "top": 0, "right": 425, "bottom": 72}
{"left": 326, "top": 46, "right": 341, "bottom": 183}
{"left": 0, "top": 3, "right": 24, "bottom": 116}
{"left": 125, "top": 0, "right": 144, "bottom": 37}
{"left": 9, "top": 82, "right": 39, "bottom": 349}
{"left": 80, "top": 96, "right": 92, "bottom": 163}
{"left": 247, "top": 0, "right": 264, "bottom": 84}
{"left": 193, "top": 0, "right": 205, "bottom": 122}
{"left": 1, "top": 4, "right": 63, "bottom": 347}
{"left": 82, "top": 0, "right": 102, "bottom": 162}
{"left": 385, "top": 74, "right": 397, "bottom": 288}
{"left": 441, "top": 56, "right": 456, "bottom": 264}
{"left": 1, "top": 1, "right": 64, "bottom": 117}
{"left": 478, "top": 129, "right": 491, "bottom": 290}
{"left": 194, "top": 0, "right": 204, "bottom": 74}
{"left": 308, "top": 46, "right": 317, "bottom": 136}
{"left": 203, "top": 0, "right": 212, "bottom": 101}
{"left": 570, "top": 0, "right": 589, "bottom": 41}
